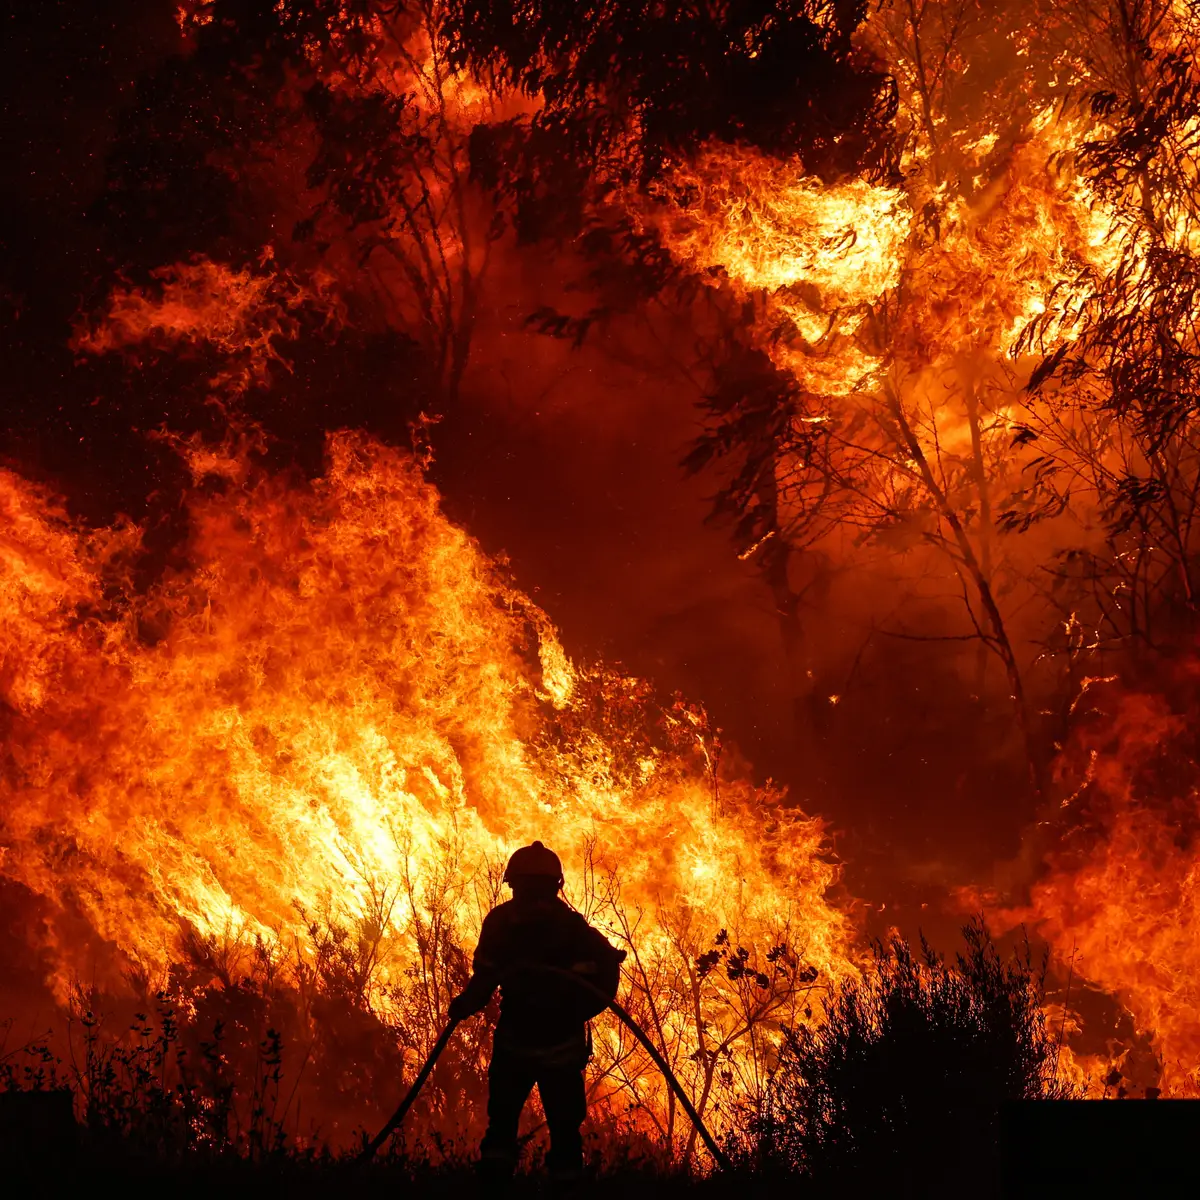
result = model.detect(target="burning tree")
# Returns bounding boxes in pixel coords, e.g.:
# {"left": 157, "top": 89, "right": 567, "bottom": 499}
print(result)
{"left": 98, "top": 0, "right": 507, "bottom": 404}
{"left": 633, "top": 6, "right": 1119, "bottom": 797}
{"left": 1018, "top": 0, "right": 1200, "bottom": 654}
{"left": 7, "top": 0, "right": 1200, "bottom": 1174}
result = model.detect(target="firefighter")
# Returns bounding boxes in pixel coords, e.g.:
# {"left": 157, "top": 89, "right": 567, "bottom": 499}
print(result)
{"left": 448, "top": 841, "right": 625, "bottom": 1185}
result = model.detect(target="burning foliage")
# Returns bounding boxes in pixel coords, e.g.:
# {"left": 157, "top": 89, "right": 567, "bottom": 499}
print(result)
{"left": 5, "top": 0, "right": 1200, "bottom": 1179}
{"left": 1009, "top": 664, "right": 1200, "bottom": 1096}
{"left": 750, "top": 919, "right": 1075, "bottom": 1197}
{"left": 71, "top": 255, "right": 344, "bottom": 395}
{"left": 0, "top": 430, "right": 851, "bottom": 1155}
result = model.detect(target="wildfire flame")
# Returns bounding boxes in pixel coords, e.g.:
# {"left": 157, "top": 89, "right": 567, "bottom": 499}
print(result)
{"left": 1008, "top": 685, "right": 1200, "bottom": 1094}
{"left": 70, "top": 255, "right": 343, "bottom": 394}
{"left": 638, "top": 7, "right": 1190, "bottom": 1093}
{"left": 649, "top": 141, "right": 910, "bottom": 395}
{"left": 13, "top": 0, "right": 1200, "bottom": 1142}
{"left": 0, "top": 431, "right": 855, "bottom": 1143}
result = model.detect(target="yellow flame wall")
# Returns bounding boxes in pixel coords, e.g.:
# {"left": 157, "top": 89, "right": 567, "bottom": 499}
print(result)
{"left": 0, "top": 431, "right": 856, "bottom": 1138}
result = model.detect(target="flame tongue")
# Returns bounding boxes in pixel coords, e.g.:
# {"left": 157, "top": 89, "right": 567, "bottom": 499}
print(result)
{"left": 0, "top": 430, "right": 854, "bottom": 1129}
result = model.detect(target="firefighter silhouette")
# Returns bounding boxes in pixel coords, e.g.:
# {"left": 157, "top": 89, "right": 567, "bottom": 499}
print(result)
{"left": 448, "top": 841, "right": 625, "bottom": 1182}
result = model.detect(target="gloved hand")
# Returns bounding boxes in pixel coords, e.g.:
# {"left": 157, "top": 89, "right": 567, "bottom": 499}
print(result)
{"left": 447, "top": 992, "right": 476, "bottom": 1023}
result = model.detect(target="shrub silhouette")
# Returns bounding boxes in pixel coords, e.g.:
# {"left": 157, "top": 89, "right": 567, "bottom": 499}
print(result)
{"left": 2, "top": 917, "right": 1082, "bottom": 1192}
{"left": 754, "top": 918, "right": 1075, "bottom": 1198}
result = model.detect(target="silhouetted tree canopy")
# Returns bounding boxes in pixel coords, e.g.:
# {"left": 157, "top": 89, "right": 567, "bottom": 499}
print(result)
{"left": 755, "top": 920, "right": 1075, "bottom": 1198}
{"left": 444, "top": 0, "right": 898, "bottom": 187}
{"left": 96, "top": 1, "right": 418, "bottom": 270}
{"left": 96, "top": 1, "right": 897, "bottom": 265}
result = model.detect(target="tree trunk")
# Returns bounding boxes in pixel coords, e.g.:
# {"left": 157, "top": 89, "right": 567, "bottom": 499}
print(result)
{"left": 756, "top": 453, "right": 834, "bottom": 795}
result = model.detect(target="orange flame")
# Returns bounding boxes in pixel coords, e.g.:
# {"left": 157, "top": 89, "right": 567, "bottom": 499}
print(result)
{"left": 1021, "top": 686, "right": 1200, "bottom": 1094}
{"left": 0, "top": 432, "right": 856, "bottom": 1146}
{"left": 72, "top": 254, "right": 342, "bottom": 392}
{"left": 648, "top": 141, "right": 910, "bottom": 394}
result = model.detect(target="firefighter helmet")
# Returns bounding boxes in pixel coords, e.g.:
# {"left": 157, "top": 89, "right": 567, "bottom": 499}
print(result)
{"left": 503, "top": 840, "right": 563, "bottom": 885}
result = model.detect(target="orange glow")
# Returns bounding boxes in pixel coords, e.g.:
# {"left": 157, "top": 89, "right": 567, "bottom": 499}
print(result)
{"left": 649, "top": 142, "right": 910, "bottom": 395}
{"left": 22, "top": 0, "right": 1200, "bottom": 1135}
{"left": 0, "top": 433, "right": 856, "bottom": 1149}
{"left": 72, "top": 255, "right": 342, "bottom": 393}
{"left": 1016, "top": 688, "right": 1200, "bottom": 1095}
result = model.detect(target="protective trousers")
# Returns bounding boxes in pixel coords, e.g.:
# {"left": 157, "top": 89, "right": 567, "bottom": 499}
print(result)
{"left": 479, "top": 1043, "right": 587, "bottom": 1179}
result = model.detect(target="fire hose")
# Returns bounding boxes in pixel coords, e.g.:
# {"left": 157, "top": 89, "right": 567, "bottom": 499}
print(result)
{"left": 360, "top": 965, "right": 732, "bottom": 1171}
{"left": 360, "top": 1015, "right": 461, "bottom": 1162}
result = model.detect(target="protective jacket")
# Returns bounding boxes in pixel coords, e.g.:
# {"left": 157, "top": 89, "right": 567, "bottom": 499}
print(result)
{"left": 457, "top": 895, "right": 624, "bottom": 1058}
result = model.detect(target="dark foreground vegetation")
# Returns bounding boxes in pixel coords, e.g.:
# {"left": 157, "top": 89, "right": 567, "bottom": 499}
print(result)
{"left": 0, "top": 921, "right": 1092, "bottom": 1198}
